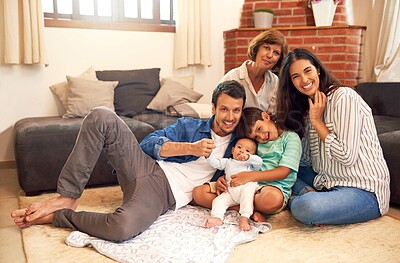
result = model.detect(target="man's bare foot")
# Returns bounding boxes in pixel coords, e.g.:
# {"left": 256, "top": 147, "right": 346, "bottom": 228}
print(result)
{"left": 239, "top": 216, "right": 251, "bottom": 231}
{"left": 13, "top": 209, "right": 54, "bottom": 229}
{"left": 205, "top": 217, "right": 223, "bottom": 228}
{"left": 251, "top": 211, "right": 267, "bottom": 223}
{"left": 11, "top": 195, "right": 78, "bottom": 228}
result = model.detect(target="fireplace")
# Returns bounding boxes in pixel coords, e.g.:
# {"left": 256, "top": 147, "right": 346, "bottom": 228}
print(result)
{"left": 224, "top": 0, "right": 366, "bottom": 87}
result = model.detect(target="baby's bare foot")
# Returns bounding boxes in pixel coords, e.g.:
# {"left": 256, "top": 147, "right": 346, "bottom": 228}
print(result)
{"left": 205, "top": 217, "right": 223, "bottom": 228}
{"left": 239, "top": 216, "right": 251, "bottom": 231}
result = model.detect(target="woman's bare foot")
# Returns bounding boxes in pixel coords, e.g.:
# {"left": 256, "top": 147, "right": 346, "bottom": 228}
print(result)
{"left": 205, "top": 217, "right": 223, "bottom": 228}
{"left": 251, "top": 211, "right": 267, "bottom": 223}
{"left": 11, "top": 195, "right": 78, "bottom": 228}
{"left": 239, "top": 216, "right": 251, "bottom": 231}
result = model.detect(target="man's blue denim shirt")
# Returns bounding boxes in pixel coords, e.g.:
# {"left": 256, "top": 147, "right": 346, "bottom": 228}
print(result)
{"left": 140, "top": 116, "right": 237, "bottom": 181}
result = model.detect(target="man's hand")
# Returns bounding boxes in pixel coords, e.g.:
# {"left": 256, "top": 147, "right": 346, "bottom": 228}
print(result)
{"left": 216, "top": 176, "right": 228, "bottom": 195}
{"left": 230, "top": 171, "right": 252, "bottom": 187}
{"left": 191, "top": 138, "right": 215, "bottom": 157}
{"left": 160, "top": 138, "right": 215, "bottom": 158}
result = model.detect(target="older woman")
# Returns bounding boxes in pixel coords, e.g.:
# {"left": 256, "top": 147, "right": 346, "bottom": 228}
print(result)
{"left": 192, "top": 30, "right": 288, "bottom": 220}
{"left": 219, "top": 29, "right": 288, "bottom": 115}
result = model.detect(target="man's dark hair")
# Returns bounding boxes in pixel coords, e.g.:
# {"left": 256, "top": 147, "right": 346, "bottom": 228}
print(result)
{"left": 211, "top": 80, "right": 246, "bottom": 107}
{"left": 236, "top": 107, "right": 263, "bottom": 138}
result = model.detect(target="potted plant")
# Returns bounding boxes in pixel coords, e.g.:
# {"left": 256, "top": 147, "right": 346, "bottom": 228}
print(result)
{"left": 307, "top": 0, "right": 342, "bottom": 26}
{"left": 253, "top": 8, "right": 274, "bottom": 28}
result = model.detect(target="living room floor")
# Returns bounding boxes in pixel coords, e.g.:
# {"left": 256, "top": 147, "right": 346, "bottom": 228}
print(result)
{"left": 1, "top": 166, "right": 400, "bottom": 263}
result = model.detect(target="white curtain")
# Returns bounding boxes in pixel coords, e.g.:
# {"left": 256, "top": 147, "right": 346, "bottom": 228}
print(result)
{"left": 174, "top": 0, "right": 211, "bottom": 69}
{"left": 373, "top": 0, "right": 400, "bottom": 81}
{"left": 1, "top": 0, "right": 48, "bottom": 65}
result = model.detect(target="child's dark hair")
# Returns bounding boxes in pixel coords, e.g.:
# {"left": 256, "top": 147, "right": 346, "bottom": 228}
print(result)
{"left": 236, "top": 107, "right": 264, "bottom": 138}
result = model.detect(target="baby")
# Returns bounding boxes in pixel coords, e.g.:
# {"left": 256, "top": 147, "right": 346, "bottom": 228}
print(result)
{"left": 206, "top": 137, "right": 262, "bottom": 231}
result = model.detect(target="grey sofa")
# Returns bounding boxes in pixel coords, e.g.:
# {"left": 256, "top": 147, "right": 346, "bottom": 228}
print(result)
{"left": 13, "top": 68, "right": 186, "bottom": 195}
{"left": 355, "top": 82, "right": 400, "bottom": 205}
{"left": 14, "top": 112, "right": 178, "bottom": 196}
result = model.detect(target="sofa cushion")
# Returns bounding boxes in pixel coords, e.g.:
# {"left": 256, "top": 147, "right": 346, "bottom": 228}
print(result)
{"left": 378, "top": 130, "right": 400, "bottom": 205}
{"left": 133, "top": 111, "right": 179, "bottom": 131}
{"left": 373, "top": 116, "right": 400, "bottom": 134}
{"left": 63, "top": 76, "right": 118, "bottom": 118}
{"left": 356, "top": 82, "right": 400, "bottom": 118}
{"left": 50, "top": 66, "right": 98, "bottom": 112}
{"left": 147, "top": 78, "right": 203, "bottom": 112}
{"left": 161, "top": 74, "right": 194, "bottom": 90}
{"left": 166, "top": 102, "right": 213, "bottom": 119}
{"left": 14, "top": 116, "right": 155, "bottom": 195}
{"left": 96, "top": 68, "right": 161, "bottom": 117}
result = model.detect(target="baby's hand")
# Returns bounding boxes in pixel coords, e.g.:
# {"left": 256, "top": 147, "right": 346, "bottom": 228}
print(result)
{"left": 237, "top": 153, "right": 250, "bottom": 161}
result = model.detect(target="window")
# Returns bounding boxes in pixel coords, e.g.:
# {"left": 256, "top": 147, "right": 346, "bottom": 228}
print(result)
{"left": 42, "top": 0, "right": 176, "bottom": 32}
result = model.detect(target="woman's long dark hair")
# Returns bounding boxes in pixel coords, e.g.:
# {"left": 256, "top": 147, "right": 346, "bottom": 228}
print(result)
{"left": 275, "top": 48, "right": 342, "bottom": 138}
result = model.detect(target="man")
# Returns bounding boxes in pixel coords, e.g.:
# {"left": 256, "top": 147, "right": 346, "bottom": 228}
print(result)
{"left": 11, "top": 80, "right": 246, "bottom": 242}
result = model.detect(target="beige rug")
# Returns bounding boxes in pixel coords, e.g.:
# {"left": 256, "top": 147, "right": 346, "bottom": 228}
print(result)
{"left": 19, "top": 186, "right": 400, "bottom": 263}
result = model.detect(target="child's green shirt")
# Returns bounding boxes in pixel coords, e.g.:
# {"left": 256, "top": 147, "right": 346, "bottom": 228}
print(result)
{"left": 257, "top": 131, "right": 302, "bottom": 202}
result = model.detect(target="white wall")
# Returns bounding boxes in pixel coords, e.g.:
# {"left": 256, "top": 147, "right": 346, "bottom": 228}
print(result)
{"left": 0, "top": 0, "right": 245, "bottom": 162}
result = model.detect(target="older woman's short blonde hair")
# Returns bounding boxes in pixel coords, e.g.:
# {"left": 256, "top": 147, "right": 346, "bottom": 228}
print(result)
{"left": 247, "top": 29, "right": 288, "bottom": 73}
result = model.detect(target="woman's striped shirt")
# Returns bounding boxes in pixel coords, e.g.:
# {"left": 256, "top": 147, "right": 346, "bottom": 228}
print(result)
{"left": 301, "top": 87, "right": 390, "bottom": 215}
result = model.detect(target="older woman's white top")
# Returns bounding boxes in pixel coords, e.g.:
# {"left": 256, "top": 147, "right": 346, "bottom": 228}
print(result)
{"left": 301, "top": 87, "right": 390, "bottom": 215}
{"left": 219, "top": 60, "right": 278, "bottom": 115}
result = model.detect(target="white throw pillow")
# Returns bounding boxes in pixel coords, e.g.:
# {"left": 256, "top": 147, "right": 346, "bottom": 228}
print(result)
{"left": 50, "top": 66, "right": 98, "bottom": 111}
{"left": 63, "top": 76, "right": 118, "bottom": 118}
{"left": 147, "top": 78, "right": 202, "bottom": 112}
{"left": 161, "top": 74, "right": 194, "bottom": 90}
{"left": 167, "top": 103, "right": 213, "bottom": 119}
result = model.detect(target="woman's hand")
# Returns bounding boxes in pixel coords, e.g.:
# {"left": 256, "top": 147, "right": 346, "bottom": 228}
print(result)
{"left": 246, "top": 61, "right": 264, "bottom": 82}
{"left": 308, "top": 90, "right": 326, "bottom": 125}
{"left": 216, "top": 176, "right": 227, "bottom": 195}
{"left": 308, "top": 90, "right": 330, "bottom": 142}
{"left": 230, "top": 171, "right": 252, "bottom": 187}
{"left": 246, "top": 61, "right": 261, "bottom": 76}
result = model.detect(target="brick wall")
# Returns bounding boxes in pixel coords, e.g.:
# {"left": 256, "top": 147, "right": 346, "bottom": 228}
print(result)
{"left": 224, "top": 0, "right": 365, "bottom": 86}
{"left": 240, "top": 0, "right": 348, "bottom": 28}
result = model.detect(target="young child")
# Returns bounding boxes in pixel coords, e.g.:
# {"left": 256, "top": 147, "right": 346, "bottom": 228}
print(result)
{"left": 206, "top": 137, "right": 263, "bottom": 231}
{"left": 204, "top": 107, "right": 302, "bottom": 229}
{"left": 233, "top": 107, "right": 302, "bottom": 221}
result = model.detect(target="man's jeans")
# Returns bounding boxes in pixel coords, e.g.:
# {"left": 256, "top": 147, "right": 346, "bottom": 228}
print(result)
{"left": 288, "top": 166, "right": 381, "bottom": 225}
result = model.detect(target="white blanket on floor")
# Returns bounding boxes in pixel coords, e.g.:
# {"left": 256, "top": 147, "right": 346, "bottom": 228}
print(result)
{"left": 65, "top": 205, "right": 271, "bottom": 263}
